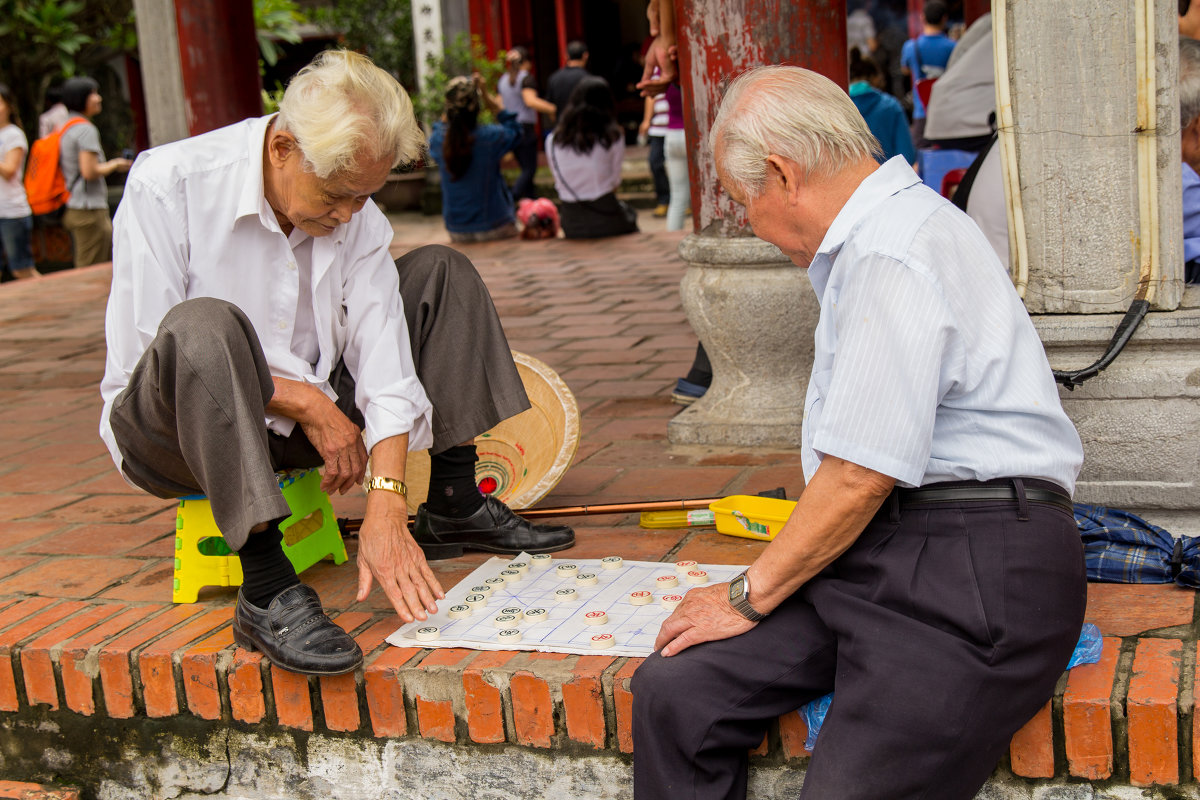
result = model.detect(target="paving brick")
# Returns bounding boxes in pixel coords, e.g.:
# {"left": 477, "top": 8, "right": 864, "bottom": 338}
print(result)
{"left": 316, "top": 611, "right": 374, "bottom": 733}
{"left": 228, "top": 650, "right": 266, "bottom": 724}
{"left": 413, "top": 648, "right": 473, "bottom": 741}
{"left": 563, "top": 655, "right": 616, "bottom": 748}
{"left": 613, "top": 658, "right": 643, "bottom": 754}
{"left": 1010, "top": 701, "right": 1055, "bottom": 778}
{"left": 0, "top": 780, "right": 81, "bottom": 799}
{"left": 778, "top": 711, "right": 810, "bottom": 760}
{"left": 98, "top": 605, "right": 202, "bottom": 719}
{"left": 180, "top": 627, "right": 235, "bottom": 721}
{"left": 1084, "top": 584, "right": 1194, "bottom": 637}
{"left": 138, "top": 607, "right": 231, "bottom": 718}
{"left": 20, "top": 603, "right": 127, "bottom": 710}
{"left": 1127, "top": 638, "right": 1182, "bottom": 786}
{"left": 673, "top": 532, "right": 769, "bottom": 568}
{"left": 38, "top": 494, "right": 176, "bottom": 525}
{"left": 364, "top": 646, "right": 422, "bottom": 737}
{"left": 0, "top": 494, "right": 84, "bottom": 521}
{"left": 0, "top": 600, "right": 86, "bottom": 711}
{"left": 512, "top": 652, "right": 568, "bottom": 748}
{"left": 0, "top": 522, "right": 72, "bottom": 553}
{"left": 599, "top": 467, "right": 741, "bottom": 503}
{"left": 28, "top": 521, "right": 174, "bottom": 556}
{"left": 96, "top": 561, "right": 177, "bottom": 603}
{"left": 271, "top": 667, "right": 314, "bottom": 731}
{"left": 1064, "top": 636, "right": 1121, "bottom": 779}
{"left": 59, "top": 605, "right": 160, "bottom": 715}
{"left": 0, "top": 555, "right": 145, "bottom": 599}
{"left": 463, "top": 650, "right": 519, "bottom": 744}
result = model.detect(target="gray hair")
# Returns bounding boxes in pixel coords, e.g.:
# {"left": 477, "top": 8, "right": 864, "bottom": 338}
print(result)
{"left": 710, "top": 65, "right": 881, "bottom": 199}
{"left": 276, "top": 49, "right": 425, "bottom": 178}
{"left": 1181, "top": 37, "right": 1200, "bottom": 128}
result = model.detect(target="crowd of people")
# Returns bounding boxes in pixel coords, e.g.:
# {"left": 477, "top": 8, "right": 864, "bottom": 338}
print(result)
{"left": 0, "top": 76, "right": 131, "bottom": 282}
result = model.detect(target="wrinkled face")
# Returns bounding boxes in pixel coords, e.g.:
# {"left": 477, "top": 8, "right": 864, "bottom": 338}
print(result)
{"left": 715, "top": 141, "right": 814, "bottom": 267}
{"left": 266, "top": 128, "right": 392, "bottom": 238}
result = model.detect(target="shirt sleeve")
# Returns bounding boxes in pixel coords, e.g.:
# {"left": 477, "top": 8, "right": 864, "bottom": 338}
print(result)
{"left": 100, "top": 169, "right": 192, "bottom": 464}
{"left": 809, "top": 252, "right": 954, "bottom": 485}
{"left": 605, "top": 139, "right": 625, "bottom": 194}
{"left": 76, "top": 123, "right": 103, "bottom": 155}
{"left": 521, "top": 74, "right": 537, "bottom": 91}
{"left": 338, "top": 215, "right": 433, "bottom": 454}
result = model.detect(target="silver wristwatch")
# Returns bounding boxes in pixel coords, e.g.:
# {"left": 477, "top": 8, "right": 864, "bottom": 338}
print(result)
{"left": 727, "top": 571, "right": 766, "bottom": 621}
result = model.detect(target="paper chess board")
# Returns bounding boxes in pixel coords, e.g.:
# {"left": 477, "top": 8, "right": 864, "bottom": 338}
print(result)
{"left": 387, "top": 552, "right": 743, "bottom": 657}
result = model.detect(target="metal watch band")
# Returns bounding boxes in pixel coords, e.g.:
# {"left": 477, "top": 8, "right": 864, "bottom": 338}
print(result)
{"left": 729, "top": 571, "right": 767, "bottom": 622}
{"left": 365, "top": 475, "right": 408, "bottom": 499}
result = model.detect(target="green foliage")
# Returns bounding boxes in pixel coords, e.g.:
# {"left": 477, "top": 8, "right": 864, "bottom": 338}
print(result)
{"left": 0, "top": 0, "right": 136, "bottom": 145}
{"left": 310, "top": 0, "right": 415, "bottom": 86}
{"left": 414, "top": 33, "right": 506, "bottom": 128}
{"left": 254, "top": 0, "right": 307, "bottom": 68}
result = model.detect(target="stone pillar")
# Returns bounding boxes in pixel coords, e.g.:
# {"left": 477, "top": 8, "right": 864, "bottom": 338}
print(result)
{"left": 998, "top": 0, "right": 1199, "bottom": 534}
{"left": 667, "top": 0, "right": 846, "bottom": 447}
{"left": 132, "top": 0, "right": 261, "bottom": 146}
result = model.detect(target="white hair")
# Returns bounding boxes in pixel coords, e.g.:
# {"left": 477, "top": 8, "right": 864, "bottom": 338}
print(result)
{"left": 276, "top": 49, "right": 425, "bottom": 178}
{"left": 1182, "top": 37, "right": 1200, "bottom": 128}
{"left": 710, "top": 65, "right": 881, "bottom": 199}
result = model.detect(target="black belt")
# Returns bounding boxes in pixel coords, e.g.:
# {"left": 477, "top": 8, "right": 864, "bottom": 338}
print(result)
{"left": 899, "top": 483, "right": 1073, "bottom": 513}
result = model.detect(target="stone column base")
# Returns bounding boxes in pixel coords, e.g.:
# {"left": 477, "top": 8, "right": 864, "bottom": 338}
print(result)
{"left": 1036, "top": 286, "right": 1200, "bottom": 536}
{"left": 668, "top": 234, "right": 818, "bottom": 448}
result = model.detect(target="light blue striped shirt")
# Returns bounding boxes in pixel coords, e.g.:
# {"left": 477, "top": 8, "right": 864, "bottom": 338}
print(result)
{"left": 802, "top": 157, "right": 1083, "bottom": 493}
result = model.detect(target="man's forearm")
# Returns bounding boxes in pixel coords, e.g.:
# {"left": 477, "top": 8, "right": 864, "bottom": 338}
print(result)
{"left": 746, "top": 456, "right": 895, "bottom": 614}
{"left": 266, "top": 376, "right": 321, "bottom": 425}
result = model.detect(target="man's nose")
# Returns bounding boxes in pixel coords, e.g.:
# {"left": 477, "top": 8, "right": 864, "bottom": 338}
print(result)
{"left": 330, "top": 199, "right": 354, "bottom": 223}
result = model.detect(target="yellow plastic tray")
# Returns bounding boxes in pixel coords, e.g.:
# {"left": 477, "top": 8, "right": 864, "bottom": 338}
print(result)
{"left": 709, "top": 495, "right": 798, "bottom": 541}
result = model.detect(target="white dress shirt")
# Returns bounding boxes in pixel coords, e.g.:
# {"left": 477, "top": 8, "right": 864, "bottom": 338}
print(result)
{"left": 802, "top": 156, "right": 1084, "bottom": 493}
{"left": 100, "top": 116, "right": 433, "bottom": 473}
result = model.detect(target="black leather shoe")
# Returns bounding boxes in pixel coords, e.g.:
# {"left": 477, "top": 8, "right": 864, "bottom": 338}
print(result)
{"left": 232, "top": 584, "right": 362, "bottom": 675}
{"left": 412, "top": 495, "right": 575, "bottom": 560}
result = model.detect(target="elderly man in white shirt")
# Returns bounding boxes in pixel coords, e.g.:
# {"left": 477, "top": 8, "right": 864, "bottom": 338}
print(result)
{"left": 100, "top": 50, "right": 574, "bottom": 677}
{"left": 631, "top": 66, "right": 1087, "bottom": 800}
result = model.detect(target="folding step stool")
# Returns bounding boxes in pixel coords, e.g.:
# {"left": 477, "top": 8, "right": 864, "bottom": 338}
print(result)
{"left": 172, "top": 468, "right": 347, "bottom": 603}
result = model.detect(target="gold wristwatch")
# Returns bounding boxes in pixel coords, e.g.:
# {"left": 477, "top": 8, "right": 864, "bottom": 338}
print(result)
{"left": 364, "top": 475, "right": 408, "bottom": 499}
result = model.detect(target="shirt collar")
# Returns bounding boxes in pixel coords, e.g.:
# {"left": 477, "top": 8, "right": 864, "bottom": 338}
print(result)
{"left": 236, "top": 115, "right": 280, "bottom": 228}
{"left": 807, "top": 156, "right": 921, "bottom": 297}
{"left": 815, "top": 156, "right": 921, "bottom": 258}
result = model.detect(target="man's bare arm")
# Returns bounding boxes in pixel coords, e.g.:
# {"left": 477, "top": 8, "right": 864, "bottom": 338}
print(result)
{"left": 267, "top": 377, "right": 367, "bottom": 495}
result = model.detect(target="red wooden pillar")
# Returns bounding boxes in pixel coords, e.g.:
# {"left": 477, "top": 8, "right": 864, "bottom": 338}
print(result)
{"left": 173, "top": 0, "right": 261, "bottom": 135}
{"left": 674, "top": 0, "right": 847, "bottom": 234}
{"left": 963, "top": 0, "right": 989, "bottom": 27}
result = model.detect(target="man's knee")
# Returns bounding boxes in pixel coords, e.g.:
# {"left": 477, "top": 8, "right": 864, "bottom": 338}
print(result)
{"left": 395, "top": 243, "right": 483, "bottom": 285}
{"left": 161, "top": 297, "right": 251, "bottom": 341}
{"left": 631, "top": 652, "right": 709, "bottom": 726}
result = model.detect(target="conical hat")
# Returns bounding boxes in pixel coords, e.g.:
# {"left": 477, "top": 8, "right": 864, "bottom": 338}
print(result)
{"left": 404, "top": 351, "right": 579, "bottom": 510}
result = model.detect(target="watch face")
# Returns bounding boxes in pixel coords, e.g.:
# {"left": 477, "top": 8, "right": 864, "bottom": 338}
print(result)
{"left": 729, "top": 574, "right": 746, "bottom": 601}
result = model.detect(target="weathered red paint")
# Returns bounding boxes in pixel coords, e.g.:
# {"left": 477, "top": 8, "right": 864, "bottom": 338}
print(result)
{"left": 173, "top": 0, "right": 261, "bottom": 136}
{"left": 676, "top": 0, "right": 848, "bottom": 234}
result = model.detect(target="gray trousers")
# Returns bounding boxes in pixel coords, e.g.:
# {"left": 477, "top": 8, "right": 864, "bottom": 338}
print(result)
{"left": 631, "top": 480, "right": 1086, "bottom": 800}
{"left": 109, "top": 244, "right": 529, "bottom": 550}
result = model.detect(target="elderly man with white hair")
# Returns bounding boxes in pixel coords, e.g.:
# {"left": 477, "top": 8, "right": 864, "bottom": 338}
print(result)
{"left": 100, "top": 50, "right": 574, "bottom": 677}
{"left": 631, "top": 66, "right": 1086, "bottom": 800}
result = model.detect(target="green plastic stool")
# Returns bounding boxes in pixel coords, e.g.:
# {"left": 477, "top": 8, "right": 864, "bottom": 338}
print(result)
{"left": 172, "top": 469, "right": 347, "bottom": 603}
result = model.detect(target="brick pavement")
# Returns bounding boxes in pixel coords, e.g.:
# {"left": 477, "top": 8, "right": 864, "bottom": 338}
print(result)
{"left": 0, "top": 218, "right": 1195, "bottom": 788}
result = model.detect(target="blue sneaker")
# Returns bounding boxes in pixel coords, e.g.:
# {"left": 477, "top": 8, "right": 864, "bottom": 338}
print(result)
{"left": 671, "top": 378, "right": 708, "bottom": 406}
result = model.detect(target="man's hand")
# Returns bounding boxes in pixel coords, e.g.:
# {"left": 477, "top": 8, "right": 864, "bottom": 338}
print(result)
{"left": 356, "top": 490, "right": 445, "bottom": 622}
{"left": 299, "top": 400, "right": 368, "bottom": 495}
{"left": 654, "top": 582, "right": 757, "bottom": 657}
{"left": 267, "top": 377, "right": 367, "bottom": 495}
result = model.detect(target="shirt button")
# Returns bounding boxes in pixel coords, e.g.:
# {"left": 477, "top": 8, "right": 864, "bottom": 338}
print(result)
{"left": 278, "top": 321, "right": 287, "bottom": 330}
{"left": 287, "top": 261, "right": 297, "bottom": 271}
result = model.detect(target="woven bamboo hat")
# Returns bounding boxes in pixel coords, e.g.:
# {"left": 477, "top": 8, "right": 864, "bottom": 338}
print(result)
{"left": 404, "top": 351, "right": 580, "bottom": 509}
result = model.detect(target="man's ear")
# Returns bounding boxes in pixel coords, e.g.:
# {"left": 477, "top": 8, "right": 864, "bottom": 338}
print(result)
{"left": 266, "top": 128, "right": 299, "bottom": 169}
{"left": 765, "top": 154, "right": 803, "bottom": 203}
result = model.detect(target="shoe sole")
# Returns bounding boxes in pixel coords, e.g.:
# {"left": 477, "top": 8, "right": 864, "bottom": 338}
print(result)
{"left": 232, "top": 625, "right": 363, "bottom": 676}
{"left": 416, "top": 536, "right": 577, "bottom": 561}
{"left": 670, "top": 392, "right": 699, "bottom": 406}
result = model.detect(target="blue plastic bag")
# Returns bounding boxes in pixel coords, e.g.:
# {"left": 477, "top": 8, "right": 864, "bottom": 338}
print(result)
{"left": 797, "top": 623, "right": 1104, "bottom": 752}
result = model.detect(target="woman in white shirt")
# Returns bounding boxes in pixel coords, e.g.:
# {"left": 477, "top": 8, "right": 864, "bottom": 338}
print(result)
{"left": 0, "top": 83, "right": 38, "bottom": 280}
{"left": 545, "top": 77, "right": 638, "bottom": 239}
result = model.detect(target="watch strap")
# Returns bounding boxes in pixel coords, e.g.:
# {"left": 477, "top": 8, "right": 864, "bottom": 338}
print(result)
{"left": 365, "top": 475, "right": 408, "bottom": 499}
{"left": 729, "top": 571, "right": 766, "bottom": 622}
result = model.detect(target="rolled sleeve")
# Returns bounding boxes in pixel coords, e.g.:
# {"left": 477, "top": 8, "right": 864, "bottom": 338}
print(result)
{"left": 810, "top": 253, "right": 953, "bottom": 486}
{"left": 338, "top": 219, "right": 433, "bottom": 454}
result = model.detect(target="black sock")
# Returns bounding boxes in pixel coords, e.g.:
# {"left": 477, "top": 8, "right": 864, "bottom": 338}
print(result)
{"left": 426, "top": 444, "right": 486, "bottom": 518}
{"left": 236, "top": 519, "right": 299, "bottom": 608}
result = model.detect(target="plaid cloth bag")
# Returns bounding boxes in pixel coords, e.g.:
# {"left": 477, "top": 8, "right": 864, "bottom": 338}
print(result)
{"left": 1074, "top": 503, "right": 1200, "bottom": 587}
